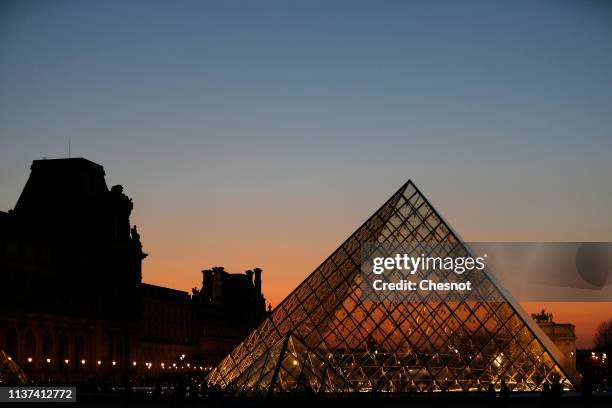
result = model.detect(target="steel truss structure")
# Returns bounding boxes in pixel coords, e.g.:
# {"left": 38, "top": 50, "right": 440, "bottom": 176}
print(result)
{"left": 208, "top": 181, "right": 579, "bottom": 395}
{"left": 0, "top": 350, "right": 30, "bottom": 385}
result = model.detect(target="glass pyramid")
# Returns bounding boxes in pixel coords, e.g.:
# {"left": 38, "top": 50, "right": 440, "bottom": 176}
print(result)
{"left": 208, "top": 181, "right": 579, "bottom": 393}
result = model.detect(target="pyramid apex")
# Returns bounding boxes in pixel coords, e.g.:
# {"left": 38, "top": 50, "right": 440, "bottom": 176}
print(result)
{"left": 400, "top": 179, "right": 417, "bottom": 190}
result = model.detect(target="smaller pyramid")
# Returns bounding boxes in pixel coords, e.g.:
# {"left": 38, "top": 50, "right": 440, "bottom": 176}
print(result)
{"left": 229, "top": 332, "right": 355, "bottom": 396}
{"left": 0, "top": 350, "right": 31, "bottom": 385}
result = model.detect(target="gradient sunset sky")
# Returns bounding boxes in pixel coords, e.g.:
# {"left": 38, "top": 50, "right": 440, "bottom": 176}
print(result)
{"left": 1, "top": 1, "right": 611, "bottom": 348}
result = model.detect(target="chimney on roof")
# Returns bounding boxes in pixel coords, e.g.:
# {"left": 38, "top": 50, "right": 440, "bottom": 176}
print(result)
{"left": 212, "top": 266, "right": 225, "bottom": 304}
{"left": 253, "top": 268, "right": 262, "bottom": 295}
{"left": 202, "top": 269, "right": 214, "bottom": 302}
{"left": 245, "top": 269, "right": 254, "bottom": 284}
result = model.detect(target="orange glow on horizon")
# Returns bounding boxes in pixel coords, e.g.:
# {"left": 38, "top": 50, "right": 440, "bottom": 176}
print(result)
{"left": 136, "top": 188, "right": 611, "bottom": 352}
{"left": 143, "top": 256, "right": 609, "bottom": 349}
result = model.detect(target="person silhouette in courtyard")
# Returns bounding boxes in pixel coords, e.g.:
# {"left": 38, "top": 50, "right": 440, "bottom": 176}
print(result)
{"left": 551, "top": 375, "right": 563, "bottom": 400}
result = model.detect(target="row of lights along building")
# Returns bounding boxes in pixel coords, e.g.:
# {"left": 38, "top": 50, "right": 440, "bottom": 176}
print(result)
{"left": 12, "top": 354, "right": 214, "bottom": 372}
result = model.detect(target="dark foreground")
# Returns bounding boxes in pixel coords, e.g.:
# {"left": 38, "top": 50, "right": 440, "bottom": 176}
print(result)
{"left": 2, "top": 392, "right": 611, "bottom": 408}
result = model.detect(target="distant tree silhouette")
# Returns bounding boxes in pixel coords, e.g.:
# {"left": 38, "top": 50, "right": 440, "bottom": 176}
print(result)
{"left": 594, "top": 317, "right": 612, "bottom": 353}
{"left": 594, "top": 317, "right": 612, "bottom": 387}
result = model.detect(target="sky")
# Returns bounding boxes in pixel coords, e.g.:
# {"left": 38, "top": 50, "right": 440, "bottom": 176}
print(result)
{"left": 0, "top": 0, "right": 611, "bottom": 348}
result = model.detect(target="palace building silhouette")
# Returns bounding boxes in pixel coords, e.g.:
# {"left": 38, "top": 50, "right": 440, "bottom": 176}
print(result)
{"left": 0, "top": 158, "right": 268, "bottom": 384}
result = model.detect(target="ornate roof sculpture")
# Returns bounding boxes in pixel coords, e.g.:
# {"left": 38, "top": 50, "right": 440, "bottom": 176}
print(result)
{"left": 208, "top": 181, "right": 579, "bottom": 394}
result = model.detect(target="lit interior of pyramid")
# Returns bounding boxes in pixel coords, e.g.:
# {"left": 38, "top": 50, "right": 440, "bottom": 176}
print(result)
{"left": 0, "top": 350, "right": 30, "bottom": 385}
{"left": 208, "top": 181, "right": 579, "bottom": 394}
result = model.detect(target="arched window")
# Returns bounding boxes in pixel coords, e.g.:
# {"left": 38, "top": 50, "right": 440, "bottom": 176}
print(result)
{"left": 58, "top": 333, "right": 69, "bottom": 369}
{"left": 74, "top": 335, "right": 85, "bottom": 369}
{"left": 24, "top": 330, "right": 36, "bottom": 361}
{"left": 42, "top": 331, "right": 53, "bottom": 362}
{"left": 6, "top": 326, "right": 18, "bottom": 359}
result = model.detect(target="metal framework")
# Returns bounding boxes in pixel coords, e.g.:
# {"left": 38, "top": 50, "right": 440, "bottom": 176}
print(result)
{"left": 0, "top": 350, "right": 30, "bottom": 385}
{"left": 208, "top": 181, "right": 579, "bottom": 395}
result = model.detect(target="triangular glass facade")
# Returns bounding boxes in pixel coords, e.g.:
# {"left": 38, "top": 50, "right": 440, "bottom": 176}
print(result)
{"left": 208, "top": 181, "right": 579, "bottom": 393}
{"left": 229, "top": 332, "right": 355, "bottom": 396}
